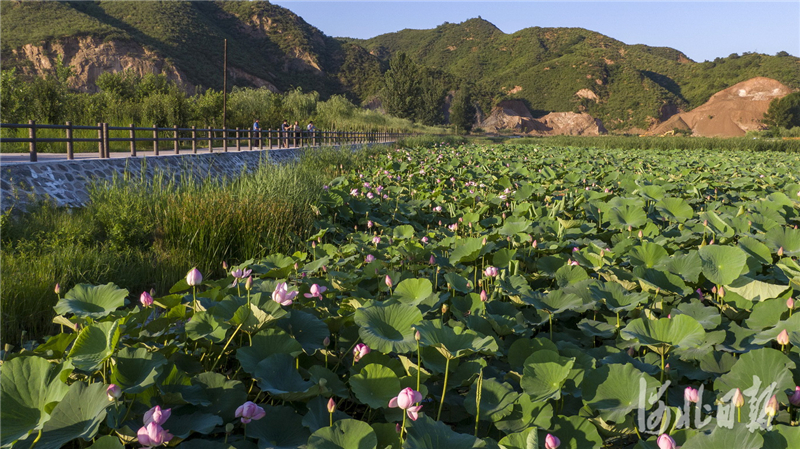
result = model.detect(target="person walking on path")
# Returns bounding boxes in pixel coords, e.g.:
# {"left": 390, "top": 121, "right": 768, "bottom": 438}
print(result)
{"left": 252, "top": 119, "right": 261, "bottom": 148}
{"left": 307, "top": 121, "right": 316, "bottom": 146}
{"left": 280, "top": 119, "right": 289, "bottom": 148}
{"left": 293, "top": 121, "right": 301, "bottom": 147}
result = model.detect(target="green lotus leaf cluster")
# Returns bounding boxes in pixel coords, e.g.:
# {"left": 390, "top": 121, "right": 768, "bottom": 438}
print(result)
{"left": 3, "top": 142, "right": 799, "bottom": 448}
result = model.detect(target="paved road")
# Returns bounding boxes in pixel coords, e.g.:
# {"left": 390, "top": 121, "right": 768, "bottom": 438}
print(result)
{"left": 0, "top": 145, "right": 305, "bottom": 165}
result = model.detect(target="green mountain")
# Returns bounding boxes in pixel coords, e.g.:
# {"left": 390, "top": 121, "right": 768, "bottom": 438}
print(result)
{"left": 354, "top": 18, "right": 800, "bottom": 130}
{"left": 1, "top": 3, "right": 797, "bottom": 130}
{"left": 0, "top": 0, "right": 383, "bottom": 102}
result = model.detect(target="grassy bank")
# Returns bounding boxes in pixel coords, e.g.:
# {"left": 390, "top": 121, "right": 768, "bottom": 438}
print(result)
{"left": 0, "top": 145, "right": 377, "bottom": 345}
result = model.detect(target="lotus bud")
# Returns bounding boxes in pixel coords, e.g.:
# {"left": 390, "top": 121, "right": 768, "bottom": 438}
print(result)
{"left": 638, "top": 230, "right": 643, "bottom": 238}
{"left": 225, "top": 423, "right": 234, "bottom": 433}
{"left": 442, "top": 304, "right": 449, "bottom": 314}
{"left": 544, "top": 434, "right": 561, "bottom": 449}
{"left": 732, "top": 388, "right": 744, "bottom": 408}
{"left": 373, "top": 235, "right": 381, "bottom": 245}
{"left": 480, "top": 290, "right": 488, "bottom": 302}
{"left": 532, "top": 240, "right": 538, "bottom": 249}
{"left": 140, "top": 291, "right": 154, "bottom": 308}
{"left": 778, "top": 247, "right": 784, "bottom": 257}
{"left": 415, "top": 330, "right": 421, "bottom": 341}
{"left": 765, "top": 395, "right": 779, "bottom": 418}
{"left": 245, "top": 276, "right": 253, "bottom": 291}
{"left": 484, "top": 266, "right": 499, "bottom": 277}
{"left": 365, "top": 254, "right": 376, "bottom": 264}
{"left": 684, "top": 386, "right": 699, "bottom": 404}
{"left": 789, "top": 386, "right": 800, "bottom": 406}
{"left": 788, "top": 297, "right": 795, "bottom": 309}
{"left": 235, "top": 401, "right": 266, "bottom": 424}
{"left": 186, "top": 267, "right": 203, "bottom": 286}
{"left": 312, "top": 241, "right": 317, "bottom": 248}
{"left": 144, "top": 405, "right": 171, "bottom": 426}
{"left": 703, "top": 220, "right": 708, "bottom": 227}
{"left": 323, "top": 336, "right": 330, "bottom": 346}
{"left": 106, "top": 384, "right": 122, "bottom": 401}
{"left": 54, "top": 283, "right": 61, "bottom": 295}
{"left": 429, "top": 254, "right": 436, "bottom": 265}
{"left": 709, "top": 239, "right": 714, "bottom": 245}
{"left": 482, "top": 237, "right": 487, "bottom": 245}
{"left": 327, "top": 397, "right": 337, "bottom": 413}
{"left": 150, "top": 288, "right": 156, "bottom": 297}
{"left": 367, "top": 220, "right": 373, "bottom": 229}
{"left": 777, "top": 329, "right": 790, "bottom": 346}
{"left": 573, "top": 247, "right": 579, "bottom": 252}
{"left": 385, "top": 275, "right": 393, "bottom": 289}
{"left": 353, "top": 343, "right": 370, "bottom": 362}
{"left": 656, "top": 434, "right": 676, "bottom": 449}
{"left": 222, "top": 261, "right": 228, "bottom": 270}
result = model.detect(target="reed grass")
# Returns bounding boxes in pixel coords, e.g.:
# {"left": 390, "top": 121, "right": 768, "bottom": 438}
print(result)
{"left": 0, "top": 145, "right": 375, "bottom": 345}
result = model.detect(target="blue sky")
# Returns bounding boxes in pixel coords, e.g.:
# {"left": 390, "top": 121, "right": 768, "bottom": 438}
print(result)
{"left": 270, "top": 1, "right": 800, "bottom": 62}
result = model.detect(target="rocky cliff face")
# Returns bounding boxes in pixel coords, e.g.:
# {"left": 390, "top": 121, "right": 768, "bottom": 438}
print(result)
{"left": 8, "top": 36, "right": 188, "bottom": 93}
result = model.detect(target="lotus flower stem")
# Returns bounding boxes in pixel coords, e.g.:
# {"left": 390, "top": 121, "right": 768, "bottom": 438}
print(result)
{"left": 211, "top": 323, "right": 244, "bottom": 372}
{"left": 437, "top": 357, "right": 452, "bottom": 421}
{"left": 474, "top": 368, "right": 483, "bottom": 437}
{"left": 416, "top": 339, "right": 421, "bottom": 392}
{"left": 399, "top": 410, "right": 408, "bottom": 444}
{"left": 548, "top": 311, "right": 554, "bottom": 340}
{"left": 28, "top": 429, "right": 42, "bottom": 448}
{"left": 660, "top": 351, "right": 666, "bottom": 383}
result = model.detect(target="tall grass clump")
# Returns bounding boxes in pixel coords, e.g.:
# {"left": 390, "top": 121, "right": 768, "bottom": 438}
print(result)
{"left": 0, "top": 145, "right": 376, "bottom": 345}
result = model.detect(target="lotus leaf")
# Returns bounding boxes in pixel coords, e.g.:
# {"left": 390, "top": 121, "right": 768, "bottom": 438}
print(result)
{"left": 698, "top": 245, "right": 748, "bottom": 286}
{"left": 307, "top": 419, "right": 377, "bottom": 449}
{"left": 349, "top": 364, "right": 401, "bottom": 409}
{"left": 680, "top": 423, "right": 763, "bottom": 449}
{"left": 110, "top": 347, "right": 167, "bottom": 394}
{"left": 497, "top": 427, "right": 538, "bottom": 449}
{"left": 521, "top": 351, "right": 575, "bottom": 402}
{"left": 54, "top": 283, "right": 128, "bottom": 320}
{"left": 464, "top": 378, "right": 519, "bottom": 422}
{"left": 416, "top": 319, "right": 498, "bottom": 360}
{"left": 67, "top": 320, "right": 120, "bottom": 372}
{"left": 404, "top": 415, "right": 487, "bottom": 449}
{"left": 355, "top": 302, "right": 423, "bottom": 353}
{"left": 582, "top": 363, "right": 660, "bottom": 422}
{"left": 621, "top": 315, "right": 705, "bottom": 355}
{"left": 0, "top": 357, "right": 71, "bottom": 446}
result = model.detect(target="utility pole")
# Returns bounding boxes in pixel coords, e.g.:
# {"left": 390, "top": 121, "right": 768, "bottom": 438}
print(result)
{"left": 223, "top": 38, "right": 228, "bottom": 135}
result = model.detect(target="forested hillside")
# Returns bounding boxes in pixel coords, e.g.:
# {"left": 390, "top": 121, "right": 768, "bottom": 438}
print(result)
{"left": 2, "top": 2, "right": 798, "bottom": 131}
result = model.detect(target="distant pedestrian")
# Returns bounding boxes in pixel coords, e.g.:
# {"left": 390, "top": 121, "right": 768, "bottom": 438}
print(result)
{"left": 293, "top": 121, "right": 301, "bottom": 147}
{"left": 252, "top": 119, "right": 261, "bottom": 148}
{"left": 280, "top": 119, "right": 289, "bottom": 148}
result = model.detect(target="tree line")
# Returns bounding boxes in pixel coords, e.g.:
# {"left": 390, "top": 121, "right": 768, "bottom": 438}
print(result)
{"left": 0, "top": 53, "right": 481, "bottom": 134}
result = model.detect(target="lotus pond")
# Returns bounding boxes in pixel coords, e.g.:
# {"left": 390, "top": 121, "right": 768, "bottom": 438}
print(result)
{"left": 3, "top": 143, "right": 800, "bottom": 449}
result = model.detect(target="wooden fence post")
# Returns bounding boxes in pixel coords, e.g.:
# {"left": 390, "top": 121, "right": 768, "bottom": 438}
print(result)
{"left": 130, "top": 123, "right": 136, "bottom": 157}
{"left": 153, "top": 125, "right": 159, "bottom": 156}
{"left": 28, "top": 120, "right": 37, "bottom": 162}
{"left": 192, "top": 126, "right": 197, "bottom": 153}
{"left": 223, "top": 128, "right": 228, "bottom": 152}
{"left": 236, "top": 129, "right": 241, "bottom": 151}
{"left": 66, "top": 121, "right": 74, "bottom": 160}
{"left": 97, "top": 122, "right": 104, "bottom": 159}
{"left": 248, "top": 129, "right": 253, "bottom": 151}
{"left": 173, "top": 125, "right": 179, "bottom": 154}
{"left": 208, "top": 127, "right": 213, "bottom": 153}
{"left": 103, "top": 123, "right": 110, "bottom": 158}
{"left": 268, "top": 130, "right": 273, "bottom": 150}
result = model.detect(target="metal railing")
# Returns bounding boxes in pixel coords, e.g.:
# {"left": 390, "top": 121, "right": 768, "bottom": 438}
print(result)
{"left": 0, "top": 121, "right": 408, "bottom": 162}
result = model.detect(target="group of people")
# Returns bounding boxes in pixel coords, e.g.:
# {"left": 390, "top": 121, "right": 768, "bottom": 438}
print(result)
{"left": 251, "top": 119, "right": 315, "bottom": 148}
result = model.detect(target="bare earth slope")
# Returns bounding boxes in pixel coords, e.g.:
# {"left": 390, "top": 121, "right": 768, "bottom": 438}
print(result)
{"left": 480, "top": 100, "right": 607, "bottom": 136}
{"left": 648, "top": 77, "right": 793, "bottom": 137}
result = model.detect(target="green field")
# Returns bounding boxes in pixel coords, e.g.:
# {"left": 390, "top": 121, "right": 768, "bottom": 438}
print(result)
{"left": 2, "top": 140, "right": 799, "bottom": 448}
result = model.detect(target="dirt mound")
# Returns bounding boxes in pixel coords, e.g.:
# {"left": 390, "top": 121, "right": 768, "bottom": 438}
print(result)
{"left": 480, "top": 100, "right": 606, "bottom": 135}
{"left": 649, "top": 77, "right": 793, "bottom": 137}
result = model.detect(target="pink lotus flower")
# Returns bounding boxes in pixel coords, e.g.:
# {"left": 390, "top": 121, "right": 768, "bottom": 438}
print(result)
{"left": 480, "top": 290, "right": 488, "bottom": 302}
{"left": 365, "top": 254, "right": 376, "bottom": 264}
{"left": 568, "top": 259, "right": 579, "bottom": 266}
{"left": 144, "top": 405, "right": 171, "bottom": 426}
{"left": 353, "top": 343, "right": 370, "bottom": 362}
{"left": 732, "top": 388, "right": 744, "bottom": 408}
{"left": 106, "top": 384, "right": 121, "bottom": 401}
{"left": 235, "top": 401, "right": 266, "bottom": 424}
{"left": 656, "top": 434, "right": 676, "bottom": 449}
{"left": 372, "top": 236, "right": 381, "bottom": 245}
{"left": 327, "top": 398, "right": 336, "bottom": 413}
{"left": 388, "top": 387, "right": 423, "bottom": 421}
{"left": 186, "top": 268, "right": 203, "bottom": 286}
{"left": 140, "top": 291, "right": 154, "bottom": 308}
{"left": 684, "top": 386, "right": 699, "bottom": 403}
{"left": 777, "top": 329, "right": 790, "bottom": 346}
{"left": 789, "top": 386, "right": 800, "bottom": 406}
{"left": 367, "top": 220, "right": 373, "bottom": 228}
{"left": 272, "top": 282, "right": 298, "bottom": 306}
{"left": 421, "top": 236, "right": 429, "bottom": 244}
{"left": 765, "top": 395, "right": 779, "bottom": 417}
{"left": 54, "top": 284, "right": 60, "bottom": 295}
{"left": 788, "top": 297, "right": 795, "bottom": 309}
{"left": 137, "top": 422, "right": 173, "bottom": 448}
{"left": 304, "top": 283, "right": 327, "bottom": 300}
{"left": 484, "top": 266, "right": 499, "bottom": 277}
{"left": 385, "top": 275, "right": 393, "bottom": 289}
{"left": 545, "top": 434, "right": 560, "bottom": 449}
